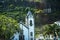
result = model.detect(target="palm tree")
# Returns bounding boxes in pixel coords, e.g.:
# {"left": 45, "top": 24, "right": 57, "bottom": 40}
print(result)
{"left": 42, "top": 24, "right": 60, "bottom": 36}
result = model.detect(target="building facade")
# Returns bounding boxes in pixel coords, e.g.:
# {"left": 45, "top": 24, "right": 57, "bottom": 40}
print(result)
{"left": 20, "top": 11, "right": 34, "bottom": 40}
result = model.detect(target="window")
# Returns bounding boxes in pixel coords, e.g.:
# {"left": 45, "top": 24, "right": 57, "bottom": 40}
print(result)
{"left": 30, "top": 20, "right": 32, "bottom": 26}
{"left": 31, "top": 38, "right": 33, "bottom": 40}
{"left": 30, "top": 32, "right": 33, "bottom": 36}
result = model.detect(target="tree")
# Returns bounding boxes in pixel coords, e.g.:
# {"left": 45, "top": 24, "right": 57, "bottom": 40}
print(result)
{"left": 41, "top": 24, "right": 60, "bottom": 35}
{"left": 0, "top": 15, "right": 20, "bottom": 40}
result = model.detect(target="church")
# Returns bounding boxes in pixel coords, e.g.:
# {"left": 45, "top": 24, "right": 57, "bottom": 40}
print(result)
{"left": 20, "top": 11, "right": 35, "bottom": 40}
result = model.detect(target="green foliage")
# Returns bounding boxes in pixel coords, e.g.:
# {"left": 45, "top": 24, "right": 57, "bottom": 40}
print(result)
{"left": 26, "top": 0, "right": 42, "bottom": 2}
{"left": 41, "top": 24, "right": 60, "bottom": 35}
{"left": 35, "top": 27, "right": 41, "bottom": 37}
{"left": 0, "top": 15, "right": 19, "bottom": 40}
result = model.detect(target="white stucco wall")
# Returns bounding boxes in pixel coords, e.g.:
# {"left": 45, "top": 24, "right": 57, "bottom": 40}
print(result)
{"left": 20, "top": 23, "right": 29, "bottom": 40}
{"left": 27, "top": 15, "right": 34, "bottom": 40}
{"left": 20, "top": 11, "right": 35, "bottom": 40}
{"left": 54, "top": 21, "right": 60, "bottom": 26}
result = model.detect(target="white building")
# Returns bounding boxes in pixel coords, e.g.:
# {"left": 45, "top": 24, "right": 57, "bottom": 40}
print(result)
{"left": 54, "top": 21, "right": 60, "bottom": 26}
{"left": 20, "top": 11, "right": 35, "bottom": 40}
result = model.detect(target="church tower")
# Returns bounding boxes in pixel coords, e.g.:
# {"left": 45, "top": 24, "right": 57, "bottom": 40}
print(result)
{"left": 25, "top": 11, "right": 34, "bottom": 40}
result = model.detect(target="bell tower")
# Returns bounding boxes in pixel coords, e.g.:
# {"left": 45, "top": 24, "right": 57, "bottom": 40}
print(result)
{"left": 25, "top": 11, "right": 34, "bottom": 40}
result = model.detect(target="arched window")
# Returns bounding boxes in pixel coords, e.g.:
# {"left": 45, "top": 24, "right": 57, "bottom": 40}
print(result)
{"left": 31, "top": 38, "right": 33, "bottom": 40}
{"left": 30, "top": 32, "right": 33, "bottom": 36}
{"left": 30, "top": 20, "right": 32, "bottom": 26}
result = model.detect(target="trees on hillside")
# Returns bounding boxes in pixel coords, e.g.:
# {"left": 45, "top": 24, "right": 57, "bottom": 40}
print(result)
{"left": 0, "top": 15, "right": 19, "bottom": 40}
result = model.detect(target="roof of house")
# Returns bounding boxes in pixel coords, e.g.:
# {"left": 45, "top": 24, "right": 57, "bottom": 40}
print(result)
{"left": 20, "top": 22, "right": 29, "bottom": 29}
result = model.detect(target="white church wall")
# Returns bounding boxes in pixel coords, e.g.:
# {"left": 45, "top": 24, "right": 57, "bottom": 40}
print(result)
{"left": 23, "top": 25, "right": 29, "bottom": 40}
{"left": 20, "top": 11, "right": 35, "bottom": 40}
{"left": 20, "top": 23, "right": 29, "bottom": 40}
{"left": 20, "top": 23, "right": 23, "bottom": 30}
{"left": 28, "top": 17, "right": 35, "bottom": 40}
